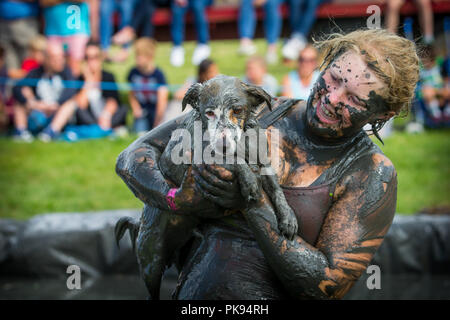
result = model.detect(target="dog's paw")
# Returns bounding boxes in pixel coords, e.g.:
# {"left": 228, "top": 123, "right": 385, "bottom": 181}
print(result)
{"left": 278, "top": 207, "right": 298, "bottom": 240}
{"left": 237, "top": 164, "right": 262, "bottom": 204}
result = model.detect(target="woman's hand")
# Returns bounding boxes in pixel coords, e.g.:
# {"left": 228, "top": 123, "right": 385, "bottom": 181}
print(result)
{"left": 192, "top": 164, "right": 245, "bottom": 210}
{"left": 172, "top": 166, "right": 230, "bottom": 219}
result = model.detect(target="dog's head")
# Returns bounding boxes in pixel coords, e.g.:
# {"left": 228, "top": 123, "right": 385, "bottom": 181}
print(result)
{"left": 182, "top": 75, "right": 272, "bottom": 155}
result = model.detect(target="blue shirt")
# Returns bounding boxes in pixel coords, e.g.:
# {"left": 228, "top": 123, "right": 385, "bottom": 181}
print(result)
{"left": 43, "top": 2, "right": 90, "bottom": 36}
{"left": 0, "top": 0, "right": 39, "bottom": 20}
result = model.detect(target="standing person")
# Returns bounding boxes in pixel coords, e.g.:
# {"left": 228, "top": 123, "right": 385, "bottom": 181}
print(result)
{"left": 41, "top": 0, "right": 92, "bottom": 77}
{"left": 282, "top": 44, "right": 320, "bottom": 100}
{"left": 38, "top": 41, "right": 127, "bottom": 141}
{"left": 12, "top": 42, "right": 77, "bottom": 141}
{"left": 282, "top": 0, "right": 328, "bottom": 61}
{"left": 383, "top": 0, "right": 435, "bottom": 44}
{"left": 128, "top": 37, "right": 169, "bottom": 134}
{"left": 243, "top": 55, "right": 278, "bottom": 96}
{"left": 116, "top": 29, "right": 420, "bottom": 299}
{"left": 170, "top": 0, "right": 212, "bottom": 67}
{"left": 238, "top": 0, "right": 282, "bottom": 64}
{"left": 0, "top": 0, "right": 40, "bottom": 71}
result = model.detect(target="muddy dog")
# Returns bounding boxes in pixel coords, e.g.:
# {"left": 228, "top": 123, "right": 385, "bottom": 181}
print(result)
{"left": 115, "top": 75, "right": 298, "bottom": 299}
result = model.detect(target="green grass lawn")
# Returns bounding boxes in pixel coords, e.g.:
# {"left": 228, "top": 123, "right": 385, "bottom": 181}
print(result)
{"left": 1, "top": 130, "right": 449, "bottom": 219}
{"left": 1, "top": 40, "right": 449, "bottom": 219}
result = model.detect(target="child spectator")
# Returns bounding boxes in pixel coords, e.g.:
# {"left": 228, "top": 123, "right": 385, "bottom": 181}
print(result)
{"left": 0, "top": 46, "right": 9, "bottom": 133}
{"left": 12, "top": 42, "right": 77, "bottom": 141}
{"left": 9, "top": 35, "right": 47, "bottom": 79}
{"left": 162, "top": 58, "right": 219, "bottom": 123}
{"left": 174, "top": 58, "right": 219, "bottom": 100}
{"left": 41, "top": 0, "right": 91, "bottom": 77}
{"left": 281, "top": 44, "right": 319, "bottom": 100}
{"left": 127, "top": 37, "right": 168, "bottom": 134}
{"left": 21, "top": 35, "right": 47, "bottom": 73}
{"left": 415, "top": 44, "right": 450, "bottom": 127}
{"left": 38, "top": 41, "right": 127, "bottom": 141}
{"left": 243, "top": 55, "right": 278, "bottom": 96}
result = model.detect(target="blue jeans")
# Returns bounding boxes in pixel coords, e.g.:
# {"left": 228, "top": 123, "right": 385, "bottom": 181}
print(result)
{"left": 100, "top": 0, "right": 137, "bottom": 50}
{"left": 132, "top": 0, "right": 157, "bottom": 38}
{"left": 171, "top": 0, "right": 210, "bottom": 46}
{"left": 134, "top": 107, "right": 155, "bottom": 133}
{"left": 285, "top": 0, "right": 327, "bottom": 37}
{"left": 238, "top": 0, "right": 282, "bottom": 45}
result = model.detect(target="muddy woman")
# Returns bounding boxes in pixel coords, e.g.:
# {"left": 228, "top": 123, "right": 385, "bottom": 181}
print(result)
{"left": 116, "top": 29, "right": 419, "bottom": 299}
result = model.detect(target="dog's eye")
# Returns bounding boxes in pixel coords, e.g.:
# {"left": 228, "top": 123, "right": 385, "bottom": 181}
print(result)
{"left": 233, "top": 108, "right": 243, "bottom": 115}
{"left": 205, "top": 111, "right": 215, "bottom": 117}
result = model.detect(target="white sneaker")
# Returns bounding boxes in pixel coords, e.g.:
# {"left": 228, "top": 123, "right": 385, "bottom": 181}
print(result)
{"left": 192, "top": 44, "right": 211, "bottom": 66}
{"left": 170, "top": 46, "right": 185, "bottom": 67}
{"left": 238, "top": 42, "right": 257, "bottom": 56}
{"left": 282, "top": 35, "right": 306, "bottom": 61}
{"left": 37, "top": 132, "right": 52, "bottom": 143}
{"left": 13, "top": 130, "right": 34, "bottom": 143}
{"left": 266, "top": 49, "right": 278, "bottom": 65}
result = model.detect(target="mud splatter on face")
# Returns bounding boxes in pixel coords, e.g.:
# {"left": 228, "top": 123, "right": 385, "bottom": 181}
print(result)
{"left": 305, "top": 50, "right": 388, "bottom": 140}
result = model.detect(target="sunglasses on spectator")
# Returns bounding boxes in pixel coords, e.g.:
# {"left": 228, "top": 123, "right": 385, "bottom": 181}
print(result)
{"left": 299, "top": 57, "right": 317, "bottom": 63}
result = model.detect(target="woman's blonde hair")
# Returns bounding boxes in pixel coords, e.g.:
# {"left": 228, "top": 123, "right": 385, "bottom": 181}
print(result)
{"left": 314, "top": 28, "right": 420, "bottom": 115}
{"left": 135, "top": 37, "right": 157, "bottom": 58}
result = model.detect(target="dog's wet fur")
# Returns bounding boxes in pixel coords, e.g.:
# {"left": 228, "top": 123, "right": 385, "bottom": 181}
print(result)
{"left": 115, "top": 75, "right": 298, "bottom": 299}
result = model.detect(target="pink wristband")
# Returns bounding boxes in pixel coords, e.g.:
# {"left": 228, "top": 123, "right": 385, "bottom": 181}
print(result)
{"left": 166, "top": 188, "right": 178, "bottom": 211}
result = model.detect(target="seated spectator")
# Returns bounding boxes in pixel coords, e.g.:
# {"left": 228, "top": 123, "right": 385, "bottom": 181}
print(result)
{"left": 174, "top": 58, "right": 219, "bottom": 100}
{"left": 162, "top": 58, "right": 219, "bottom": 123}
{"left": 38, "top": 41, "right": 127, "bottom": 141}
{"left": 0, "top": 0, "right": 39, "bottom": 75}
{"left": 170, "top": 0, "right": 211, "bottom": 67}
{"left": 238, "top": 0, "right": 282, "bottom": 65}
{"left": 100, "top": 0, "right": 137, "bottom": 62}
{"left": 0, "top": 46, "right": 9, "bottom": 133}
{"left": 128, "top": 37, "right": 169, "bottom": 134}
{"left": 9, "top": 35, "right": 47, "bottom": 79}
{"left": 113, "top": 0, "right": 171, "bottom": 45}
{"left": 282, "top": 0, "right": 328, "bottom": 61}
{"left": 242, "top": 55, "right": 278, "bottom": 96}
{"left": 414, "top": 44, "right": 450, "bottom": 128}
{"left": 41, "top": 0, "right": 91, "bottom": 77}
{"left": 21, "top": 35, "right": 47, "bottom": 73}
{"left": 383, "top": 0, "right": 436, "bottom": 44}
{"left": 281, "top": 44, "right": 319, "bottom": 100}
{"left": 12, "top": 42, "right": 77, "bottom": 142}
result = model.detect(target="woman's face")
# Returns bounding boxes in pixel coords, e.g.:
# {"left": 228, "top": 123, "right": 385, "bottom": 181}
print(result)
{"left": 306, "top": 50, "right": 393, "bottom": 139}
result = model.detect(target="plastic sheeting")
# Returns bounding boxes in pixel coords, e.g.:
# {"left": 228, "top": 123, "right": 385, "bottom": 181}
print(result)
{"left": 0, "top": 210, "right": 449, "bottom": 299}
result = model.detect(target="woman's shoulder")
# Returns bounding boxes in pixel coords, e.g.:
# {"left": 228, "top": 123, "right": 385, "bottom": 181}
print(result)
{"left": 342, "top": 145, "right": 397, "bottom": 188}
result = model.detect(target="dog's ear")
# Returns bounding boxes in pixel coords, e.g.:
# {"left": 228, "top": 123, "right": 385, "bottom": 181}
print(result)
{"left": 182, "top": 83, "right": 203, "bottom": 111}
{"left": 242, "top": 83, "right": 273, "bottom": 111}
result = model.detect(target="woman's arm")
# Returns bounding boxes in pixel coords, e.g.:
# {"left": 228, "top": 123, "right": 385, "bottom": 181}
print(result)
{"left": 242, "top": 154, "right": 397, "bottom": 299}
{"left": 115, "top": 113, "right": 190, "bottom": 210}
